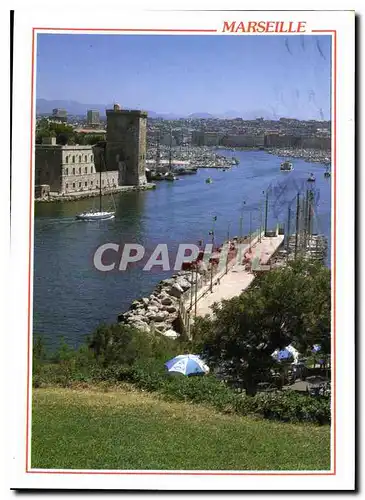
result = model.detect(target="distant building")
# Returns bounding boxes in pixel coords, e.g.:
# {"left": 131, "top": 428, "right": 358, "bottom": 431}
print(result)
{"left": 160, "top": 133, "right": 177, "bottom": 147}
{"left": 52, "top": 108, "right": 68, "bottom": 123}
{"left": 87, "top": 109, "right": 100, "bottom": 126}
{"left": 264, "top": 133, "right": 330, "bottom": 150}
{"left": 221, "top": 134, "right": 265, "bottom": 148}
{"left": 191, "top": 131, "right": 221, "bottom": 146}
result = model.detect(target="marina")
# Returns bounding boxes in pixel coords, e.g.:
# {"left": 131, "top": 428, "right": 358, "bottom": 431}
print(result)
{"left": 267, "top": 147, "right": 331, "bottom": 166}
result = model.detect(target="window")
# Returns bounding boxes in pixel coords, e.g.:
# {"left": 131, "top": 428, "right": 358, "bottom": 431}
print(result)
{"left": 79, "top": 155, "right": 82, "bottom": 162}
{"left": 66, "top": 157, "right": 69, "bottom": 163}
{"left": 72, "top": 156, "right": 75, "bottom": 163}
{"left": 84, "top": 167, "right": 87, "bottom": 174}
{"left": 84, "top": 155, "right": 87, "bottom": 162}
{"left": 79, "top": 167, "right": 81, "bottom": 174}
{"left": 91, "top": 180, "right": 93, "bottom": 186}
{"left": 72, "top": 168, "right": 75, "bottom": 175}
{"left": 65, "top": 168, "right": 68, "bottom": 175}
{"left": 66, "top": 183, "right": 68, "bottom": 189}
{"left": 91, "top": 166, "right": 93, "bottom": 173}
{"left": 79, "top": 182, "right": 81, "bottom": 188}
{"left": 85, "top": 181, "right": 87, "bottom": 187}
{"left": 102, "top": 180, "right": 104, "bottom": 185}
{"left": 72, "top": 182, "right": 75, "bottom": 188}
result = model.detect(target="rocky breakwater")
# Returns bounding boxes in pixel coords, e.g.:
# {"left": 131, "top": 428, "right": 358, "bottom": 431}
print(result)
{"left": 117, "top": 271, "right": 194, "bottom": 338}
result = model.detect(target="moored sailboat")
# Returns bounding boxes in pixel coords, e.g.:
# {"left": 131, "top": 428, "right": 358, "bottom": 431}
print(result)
{"left": 76, "top": 152, "right": 115, "bottom": 221}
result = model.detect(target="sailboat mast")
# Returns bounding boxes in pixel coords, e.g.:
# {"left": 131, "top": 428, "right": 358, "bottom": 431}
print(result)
{"left": 169, "top": 128, "right": 172, "bottom": 172}
{"left": 156, "top": 130, "right": 160, "bottom": 167}
{"left": 99, "top": 151, "right": 102, "bottom": 212}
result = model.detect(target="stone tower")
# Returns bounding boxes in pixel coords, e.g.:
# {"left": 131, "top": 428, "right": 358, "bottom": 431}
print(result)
{"left": 105, "top": 104, "right": 147, "bottom": 186}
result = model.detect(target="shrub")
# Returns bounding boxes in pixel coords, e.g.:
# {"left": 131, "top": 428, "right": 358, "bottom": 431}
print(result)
{"left": 32, "top": 332, "right": 331, "bottom": 425}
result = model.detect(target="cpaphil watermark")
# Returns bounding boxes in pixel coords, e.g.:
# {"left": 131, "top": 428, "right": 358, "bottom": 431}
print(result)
{"left": 93, "top": 240, "right": 273, "bottom": 273}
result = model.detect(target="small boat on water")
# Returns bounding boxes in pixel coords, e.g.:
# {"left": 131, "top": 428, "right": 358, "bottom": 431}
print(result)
{"left": 307, "top": 173, "right": 316, "bottom": 182}
{"left": 324, "top": 167, "right": 331, "bottom": 178}
{"left": 76, "top": 152, "right": 115, "bottom": 221}
{"left": 205, "top": 177, "right": 213, "bottom": 184}
{"left": 280, "top": 161, "right": 293, "bottom": 172}
{"left": 76, "top": 211, "right": 115, "bottom": 221}
{"left": 165, "top": 172, "right": 177, "bottom": 181}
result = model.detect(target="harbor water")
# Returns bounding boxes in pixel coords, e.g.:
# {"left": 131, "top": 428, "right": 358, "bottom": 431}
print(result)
{"left": 33, "top": 149, "right": 332, "bottom": 348}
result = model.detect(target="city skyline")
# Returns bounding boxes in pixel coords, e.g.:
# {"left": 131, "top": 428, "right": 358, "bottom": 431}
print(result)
{"left": 36, "top": 34, "right": 332, "bottom": 120}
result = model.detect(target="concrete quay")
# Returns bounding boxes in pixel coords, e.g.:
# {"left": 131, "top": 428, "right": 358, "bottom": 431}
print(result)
{"left": 34, "top": 183, "right": 156, "bottom": 202}
{"left": 186, "top": 234, "right": 284, "bottom": 320}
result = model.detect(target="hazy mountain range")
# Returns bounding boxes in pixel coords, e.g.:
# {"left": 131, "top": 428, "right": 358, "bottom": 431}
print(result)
{"left": 36, "top": 99, "right": 274, "bottom": 120}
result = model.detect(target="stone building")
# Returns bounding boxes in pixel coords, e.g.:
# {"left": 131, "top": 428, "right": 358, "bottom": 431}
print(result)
{"left": 105, "top": 104, "right": 147, "bottom": 186}
{"left": 35, "top": 104, "right": 148, "bottom": 197}
{"left": 35, "top": 137, "right": 118, "bottom": 196}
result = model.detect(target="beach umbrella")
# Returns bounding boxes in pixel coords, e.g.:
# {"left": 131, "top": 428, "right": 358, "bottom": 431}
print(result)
{"left": 276, "top": 349, "right": 294, "bottom": 361}
{"left": 272, "top": 345, "right": 299, "bottom": 363}
{"left": 165, "top": 354, "right": 209, "bottom": 376}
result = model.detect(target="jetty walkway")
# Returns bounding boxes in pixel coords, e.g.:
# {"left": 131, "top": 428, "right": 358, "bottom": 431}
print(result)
{"left": 194, "top": 234, "right": 284, "bottom": 317}
{"left": 180, "top": 233, "right": 284, "bottom": 331}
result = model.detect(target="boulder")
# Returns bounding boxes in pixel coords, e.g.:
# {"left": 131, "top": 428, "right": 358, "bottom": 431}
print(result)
{"left": 167, "top": 283, "right": 184, "bottom": 298}
{"left": 131, "top": 321, "right": 151, "bottom": 332}
{"left": 163, "top": 305, "right": 177, "bottom": 314}
{"left": 161, "top": 329, "right": 180, "bottom": 339}
{"left": 147, "top": 305, "right": 159, "bottom": 313}
{"left": 176, "top": 277, "right": 191, "bottom": 291}
{"left": 160, "top": 278, "right": 176, "bottom": 287}
{"left": 153, "top": 323, "right": 169, "bottom": 333}
{"left": 141, "top": 297, "right": 150, "bottom": 306}
{"left": 129, "top": 314, "right": 148, "bottom": 323}
{"left": 160, "top": 296, "right": 173, "bottom": 306}
{"left": 147, "top": 310, "right": 169, "bottom": 322}
{"left": 149, "top": 299, "right": 161, "bottom": 308}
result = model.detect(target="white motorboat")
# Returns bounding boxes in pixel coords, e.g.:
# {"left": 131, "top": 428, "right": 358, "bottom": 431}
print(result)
{"left": 164, "top": 172, "right": 177, "bottom": 181}
{"left": 307, "top": 173, "right": 316, "bottom": 182}
{"left": 280, "top": 161, "right": 293, "bottom": 171}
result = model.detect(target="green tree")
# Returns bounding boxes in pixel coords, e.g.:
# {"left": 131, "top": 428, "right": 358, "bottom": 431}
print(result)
{"left": 194, "top": 259, "right": 331, "bottom": 395}
{"left": 35, "top": 120, "right": 75, "bottom": 145}
{"left": 88, "top": 323, "right": 180, "bottom": 368}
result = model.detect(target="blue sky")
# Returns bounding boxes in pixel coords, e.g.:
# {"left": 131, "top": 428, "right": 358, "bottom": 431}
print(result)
{"left": 36, "top": 34, "right": 331, "bottom": 119}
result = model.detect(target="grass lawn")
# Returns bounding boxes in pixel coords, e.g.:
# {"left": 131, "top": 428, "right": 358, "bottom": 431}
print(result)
{"left": 32, "top": 386, "right": 331, "bottom": 471}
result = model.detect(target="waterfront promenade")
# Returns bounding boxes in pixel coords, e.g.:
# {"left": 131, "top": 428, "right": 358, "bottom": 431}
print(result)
{"left": 187, "top": 234, "right": 284, "bottom": 319}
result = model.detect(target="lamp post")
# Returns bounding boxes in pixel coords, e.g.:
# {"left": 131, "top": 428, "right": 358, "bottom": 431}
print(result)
{"left": 239, "top": 201, "right": 246, "bottom": 241}
{"left": 226, "top": 221, "right": 231, "bottom": 274}
{"left": 294, "top": 192, "right": 300, "bottom": 259}
{"left": 249, "top": 211, "right": 252, "bottom": 246}
{"left": 264, "top": 189, "right": 269, "bottom": 236}
{"left": 194, "top": 263, "right": 198, "bottom": 319}
{"left": 209, "top": 216, "right": 217, "bottom": 292}
{"left": 286, "top": 204, "right": 291, "bottom": 263}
